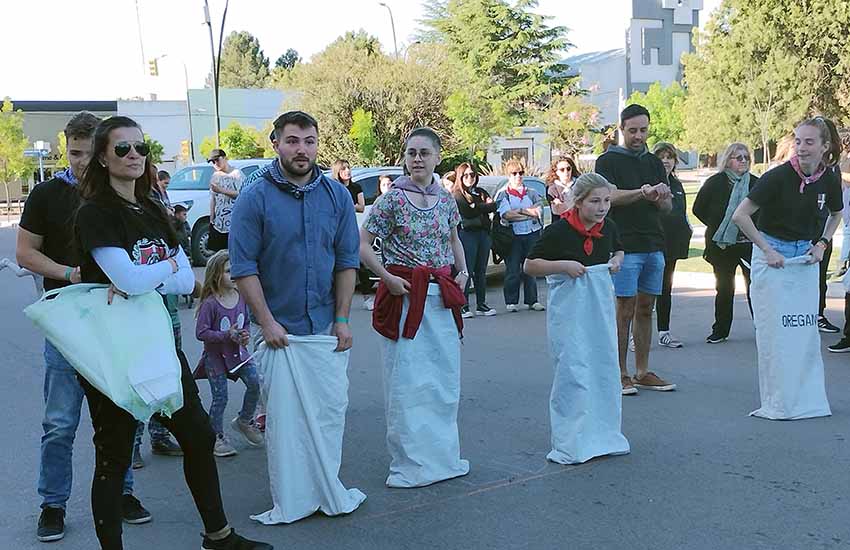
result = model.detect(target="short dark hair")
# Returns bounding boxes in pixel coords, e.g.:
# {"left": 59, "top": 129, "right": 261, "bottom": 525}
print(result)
{"left": 64, "top": 111, "right": 101, "bottom": 140}
{"left": 157, "top": 170, "right": 170, "bottom": 181}
{"left": 404, "top": 127, "right": 442, "bottom": 152}
{"left": 270, "top": 110, "right": 319, "bottom": 141}
{"left": 173, "top": 204, "right": 188, "bottom": 214}
{"left": 620, "top": 104, "right": 651, "bottom": 127}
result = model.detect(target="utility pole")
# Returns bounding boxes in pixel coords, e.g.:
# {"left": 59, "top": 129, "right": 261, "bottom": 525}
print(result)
{"left": 378, "top": 2, "right": 399, "bottom": 59}
{"left": 203, "top": 0, "right": 229, "bottom": 147}
{"left": 135, "top": 0, "right": 147, "bottom": 77}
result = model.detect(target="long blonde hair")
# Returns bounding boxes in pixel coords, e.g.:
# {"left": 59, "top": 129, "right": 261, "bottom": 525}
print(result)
{"left": 196, "top": 250, "right": 230, "bottom": 317}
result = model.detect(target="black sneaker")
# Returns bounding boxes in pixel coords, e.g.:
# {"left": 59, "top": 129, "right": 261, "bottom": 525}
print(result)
{"left": 132, "top": 445, "right": 145, "bottom": 469}
{"left": 818, "top": 316, "right": 840, "bottom": 333}
{"left": 37, "top": 507, "right": 65, "bottom": 542}
{"left": 475, "top": 304, "right": 497, "bottom": 317}
{"left": 828, "top": 337, "right": 850, "bottom": 353}
{"left": 151, "top": 436, "right": 183, "bottom": 456}
{"left": 461, "top": 305, "right": 473, "bottom": 319}
{"left": 121, "top": 494, "right": 152, "bottom": 524}
{"left": 201, "top": 529, "right": 273, "bottom": 550}
{"left": 706, "top": 333, "right": 727, "bottom": 344}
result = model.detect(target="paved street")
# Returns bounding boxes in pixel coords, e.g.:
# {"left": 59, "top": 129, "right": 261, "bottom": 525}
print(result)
{"left": 0, "top": 224, "right": 848, "bottom": 550}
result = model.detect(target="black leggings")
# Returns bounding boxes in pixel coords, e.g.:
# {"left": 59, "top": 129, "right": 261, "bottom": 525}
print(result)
{"left": 656, "top": 259, "right": 677, "bottom": 332}
{"left": 80, "top": 350, "right": 227, "bottom": 550}
{"left": 818, "top": 240, "right": 833, "bottom": 316}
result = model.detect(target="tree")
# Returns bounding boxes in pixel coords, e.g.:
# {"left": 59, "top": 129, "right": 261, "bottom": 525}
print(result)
{"left": 0, "top": 99, "right": 35, "bottom": 208}
{"left": 275, "top": 48, "right": 301, "bottom": 71}
{"left": 214, "top": 31, "right": 271, "bottom": 89}
{"left": 349, "top": 109, "right": 380, "bottom": 165}
{"left": 55, "top": 131, "right": 68, "bottom": 169}
{"left": 626, "top": 82, "right": 686, "bottom": 148}
{"left": 534, "top": 92, "right": 599, "bottom": 156}
{"left": 144, "top": 134, "right": 164, "bottom": 164}
{"left": 199, "top": 122, "right": 264, "bottom": 160}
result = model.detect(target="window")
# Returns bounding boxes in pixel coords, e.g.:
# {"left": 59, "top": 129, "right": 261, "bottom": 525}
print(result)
{"left": 501, "top": 147, "right": 529, "bottom": 164}
{"left": 169, "top": 166, "right": 213, "bottom": 190}
{"left": 358, "top": 176, "right": 380, "bottom": 205}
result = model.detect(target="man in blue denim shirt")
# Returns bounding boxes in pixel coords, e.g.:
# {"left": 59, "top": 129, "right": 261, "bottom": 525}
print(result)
{"left": 231, "top": 111, "right": 359, "bottom": 350}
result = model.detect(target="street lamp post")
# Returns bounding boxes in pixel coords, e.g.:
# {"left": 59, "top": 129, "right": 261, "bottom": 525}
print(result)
{"left": 202, "top": 0, "right": 229, "bottom": 147}
{"left": 378, "top": 2, "right": 399, "bottom": 59}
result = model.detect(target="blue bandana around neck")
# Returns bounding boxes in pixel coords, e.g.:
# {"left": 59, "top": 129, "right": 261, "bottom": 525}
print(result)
{"left": 55, "top": 168, "right": 79, "bottom": 186}
{"left": 263, "top": 160, "right": 323, "bottom": 199}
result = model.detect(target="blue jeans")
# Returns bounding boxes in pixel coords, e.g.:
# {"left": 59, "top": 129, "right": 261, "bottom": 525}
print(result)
{"left": 459, "top": 229, "right": 492, "bottom": 307}
{"left": 504, "top": 231, "right": 540, "bottom": 306}
{"left": 207, "top": 364, "right": 260, "bottom": 435}
{"left": 39, "top": 341, "right": 133, "bottom": 509}
{"left": 762, "top": 232, "right": 812, "bottom": 259}
{"left": 612, "top": 251, "right": 666, "bottom": 297}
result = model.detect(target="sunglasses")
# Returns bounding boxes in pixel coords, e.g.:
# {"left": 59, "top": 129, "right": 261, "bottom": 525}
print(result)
{"left": 557, "top": 166, "right": 572, "bottom": 172}
{"left": 462, "top": 172, "right": 475, "bottom": 178}
{"left": 732, "top": 154, "right": 750, "bottom": 162}
{"left": 510, "top": 171, "right": 525, "bottom": 176}
{"left": 114, "top": 141, "right": 150, "bottom": 158}
{"left": 208, "top": 157, "right": 223, "bottom": 163}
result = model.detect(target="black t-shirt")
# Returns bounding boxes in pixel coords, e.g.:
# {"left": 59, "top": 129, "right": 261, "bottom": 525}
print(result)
{"left": 76, "top": 199, "right": 176, "bottom": 284}
{"left": 344, "top": 181, "right": 363, "bottom": 206}
{"left": 595, "top": 150, "right": 667, "bottom": 253}
{"left": 528, "top": 217, "right": 623, "bottom": 266}
{"left": 748, "top": 162, "right": 842, "bottom": 242}
{"left": 18, "top": 177, "right": 82, "bottom": 291}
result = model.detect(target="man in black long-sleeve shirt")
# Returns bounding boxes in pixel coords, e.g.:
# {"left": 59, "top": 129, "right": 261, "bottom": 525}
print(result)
{"left": 595, "top": 104, "right": 676, "bottom": 395}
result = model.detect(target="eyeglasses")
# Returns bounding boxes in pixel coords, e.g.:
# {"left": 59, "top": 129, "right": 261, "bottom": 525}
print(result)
{"left": 405, "top": 150, "right": 434, "bottom": 159}
{"left": 114, "top": 141, "right": 150, "bottom": 158}
{"left": 732, "top": 154, "right": 750, "bottom": 162}
{"left": 510, "top": 171, "right": 525, "bottom": 176}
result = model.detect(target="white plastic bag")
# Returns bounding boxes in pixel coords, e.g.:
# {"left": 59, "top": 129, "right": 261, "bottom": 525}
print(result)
{"left": 24, "top": 284, "right": 182, "bottom": 421}
{"left": 545, "top": 266, "right": 630, "bottom": 464}
{"left": 381, "top": 283, "right": 470, "bottom": 488}
{"left": 750, "top": 250, "right": 831, "bottom": 420}
{"left": 251, "top": 335, "right": 365, "bottom": 524}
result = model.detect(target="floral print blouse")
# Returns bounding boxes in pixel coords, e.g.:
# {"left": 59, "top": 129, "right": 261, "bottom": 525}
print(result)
{"left": 364, "top": 187, "right": 461, "bottom": 268}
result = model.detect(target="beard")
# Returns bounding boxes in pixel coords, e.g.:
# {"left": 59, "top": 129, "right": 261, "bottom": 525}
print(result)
{"left": 280, "top": 156, "right": 315, "bottom": 178}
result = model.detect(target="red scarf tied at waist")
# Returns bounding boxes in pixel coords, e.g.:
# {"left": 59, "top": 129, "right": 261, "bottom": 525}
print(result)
{"left": 562, "top": 208, "right": 604, "bottom": 256}
{"left": 372, "top": 264, "right": 465, "bottom": 341}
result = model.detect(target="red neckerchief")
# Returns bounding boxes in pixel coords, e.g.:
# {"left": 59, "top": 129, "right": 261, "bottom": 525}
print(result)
{"left": 789, "top": 156, "right": 827, "bottom": 193}
{"left": 562, "top": 208, "right": 604, "bottom": 256}
{"left": 506, "top": 186, "right": 527, "bottom": 201}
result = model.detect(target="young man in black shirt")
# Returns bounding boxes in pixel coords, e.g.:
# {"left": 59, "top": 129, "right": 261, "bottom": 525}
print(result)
{"left": 16, "top": 112, "right": 152, "bottom": 541}
{"left": 595, "top": 104, "right": 676, "bottom": 395}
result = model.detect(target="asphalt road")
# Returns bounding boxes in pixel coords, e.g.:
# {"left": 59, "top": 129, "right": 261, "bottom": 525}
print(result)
{"left": 0, "top": 225, "right": 848, "bottom": 550}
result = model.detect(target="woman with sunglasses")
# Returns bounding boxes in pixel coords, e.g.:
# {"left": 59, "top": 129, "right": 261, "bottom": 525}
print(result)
{"left": 207, "top": 148, "right": 245, "bottom": 253}
{"left": 497, "top": 158, "right": 545, "bottom": 312}
{"left": 693, "top": 143, "right": 759, "bottom": 344}
{"left": 75, "top": 117, "right": 272, "bottom": 550}
{"left": 453, "top": 162, "right": 498, "bottom": 317}
{"left": 732, "top": 116, "right": 843, "bottom": 420}
{"left": 546, "top": 156, "right": 581, "bottom": 216}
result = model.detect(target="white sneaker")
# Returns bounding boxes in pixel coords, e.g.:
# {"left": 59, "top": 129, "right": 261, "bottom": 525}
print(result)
{"left": 530, "top": 302, "right": 545, "bottom": 311}
{"left": 506, "top": 304, "right": 520, "bottom": 312}
{"left": 231, "top": 417, "right": 264, "bottom": 446}
{"left": 363, "top": 296, "right": 375, "bottom": 311}
{"left": 213, "top": 434, "right": 237, "bottom": 457}
{"left": 628, "top": 334, "right": 635, "bottom": 352}
{"left": 658, "top": 331, "right": 683, "bottom": 348}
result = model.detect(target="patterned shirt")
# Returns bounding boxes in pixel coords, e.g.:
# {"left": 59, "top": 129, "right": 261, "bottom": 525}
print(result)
{"left": 364, "top": 187, "right": 461, "bottom": 268}
{"left": 211, "top": 168, "right": 244, "bottom": 233}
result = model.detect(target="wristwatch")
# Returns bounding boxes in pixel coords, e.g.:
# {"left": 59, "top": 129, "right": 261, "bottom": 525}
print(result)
{"left": 816, "top": 237, "right": 830, "bottom": 248}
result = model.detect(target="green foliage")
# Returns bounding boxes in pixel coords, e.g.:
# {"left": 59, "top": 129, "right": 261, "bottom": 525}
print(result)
{"left": 349, "top": 109, "right": 380, "bottom": 165}
{"left": 682, "top": 0, "right": 850, "bottom": 159}
{"left": 55, "top": 131, "right": 68, "bottom": 169}
{"left": 534, "top": 92, "right": 599, "bottom": 156}
{"left": 275, "top": 48, "right": 301, "bottom": 71}
{"left": 143, "top": 134, "right": 164, "bottom": 164}
{"left": 199, "top": 122, "right": 264, "bottom": 160}
{"left": 626, "top": 82, "right": 686, "bottom": 148}
{"left": 216, "top": 31, "right": 271, "bottom": 89}
{"left": 0, "top": 98, "right": 36, "bottom": 201}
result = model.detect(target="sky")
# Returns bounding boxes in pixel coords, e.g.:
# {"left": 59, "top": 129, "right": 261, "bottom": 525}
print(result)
{"left": 2, "top": 0, "right": 722, "bottom": 101}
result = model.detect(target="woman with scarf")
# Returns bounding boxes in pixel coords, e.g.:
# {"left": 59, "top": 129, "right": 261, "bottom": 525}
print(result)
{"left": 359, "top": 127, "right": 470, "bottom": 488}
{"left": 525, "top": 173, "right": 629, "bottom": 464}
{"left": 496, "top": 158, "right": 546, "bottom": 312}
{"left": 693, "top": 143, "right": 758, "bottom": 344}
{"left": 453, "top": 162, "right": 499, "bottom": 318}
{"left": 545, "top": 156, "right": 581, "bottom": 217}
{"left": 732, "top": 116, "right": 843, "bottom": 420}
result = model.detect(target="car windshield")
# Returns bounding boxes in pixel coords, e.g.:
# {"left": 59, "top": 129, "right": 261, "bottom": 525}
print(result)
{"left": 168, "top": 166, "right": 213, "bottom": 190}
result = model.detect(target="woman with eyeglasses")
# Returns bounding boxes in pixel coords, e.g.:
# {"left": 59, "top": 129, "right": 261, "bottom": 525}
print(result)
{"left": 332, "top": 159, "right": 364, "bottom": 213}
{"left": 732, "top": 116, "right": 843, "bottom": 420}
{"left": 546, "top": 156, "right": 581, "bottom": 216}
{"left": 74, "top": 117, "right": 272, "bottom": 550}
{"left": 453, "top": 162, "right": 499, "bottom": 317}
{"left": 207, "top": 148, "right": 245, "bottom": 253}
{"left": 497, "top": 158, "right": 546, "bottom": 312}
{"left": 652, "top": 142, "right": 692, "bottom": 348}
{"left": 693, "top": 143, "right": 759, "bottom": 344}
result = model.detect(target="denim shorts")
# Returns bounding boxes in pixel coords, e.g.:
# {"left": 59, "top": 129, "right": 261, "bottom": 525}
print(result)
{"left": 613, "top": 251, "right": 665, "bottom": 297}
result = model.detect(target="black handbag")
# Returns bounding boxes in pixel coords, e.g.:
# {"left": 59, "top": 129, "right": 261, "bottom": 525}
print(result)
{"left": 490, "top": 211, "right": 514, "bottom": 264}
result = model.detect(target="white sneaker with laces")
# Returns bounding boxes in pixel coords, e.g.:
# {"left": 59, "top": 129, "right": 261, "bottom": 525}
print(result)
{"left": 213, "top": 434, "right": 238, "bottom": 457}
{"left": 658, "top": 331, "right": 683, "bottom": 348}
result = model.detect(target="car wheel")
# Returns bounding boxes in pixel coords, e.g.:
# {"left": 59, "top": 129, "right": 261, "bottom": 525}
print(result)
{"left": 191, "top": 218, "right": 214, "bottom": 266}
